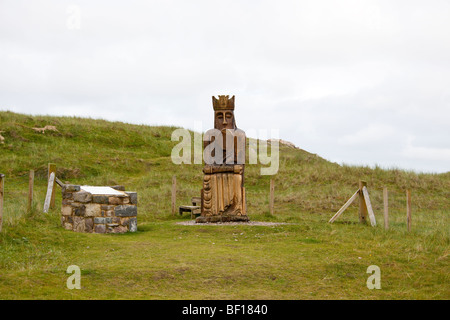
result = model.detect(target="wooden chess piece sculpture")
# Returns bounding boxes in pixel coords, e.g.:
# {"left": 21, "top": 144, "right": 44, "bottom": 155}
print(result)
{"left": 196, "top": 95, "right": 248, "bottom": 223}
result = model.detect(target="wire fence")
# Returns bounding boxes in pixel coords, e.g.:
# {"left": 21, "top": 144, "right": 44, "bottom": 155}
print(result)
{"left": 1, "top": 170, "right": 448, "bottom": 234}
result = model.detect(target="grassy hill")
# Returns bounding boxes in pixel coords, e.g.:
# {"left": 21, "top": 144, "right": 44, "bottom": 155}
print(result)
{"left": 0, "top": 110, "right": 448, "bottom": 299}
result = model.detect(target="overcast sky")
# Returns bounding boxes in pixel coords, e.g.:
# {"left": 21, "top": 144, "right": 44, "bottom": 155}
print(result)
{"left": 1, "top": 0, "right": 449, "bottom": 173}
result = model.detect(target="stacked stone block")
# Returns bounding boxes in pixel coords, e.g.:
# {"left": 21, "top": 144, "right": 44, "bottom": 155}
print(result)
{"left": 61, "top": 185, "right": 138, "bottom": 234}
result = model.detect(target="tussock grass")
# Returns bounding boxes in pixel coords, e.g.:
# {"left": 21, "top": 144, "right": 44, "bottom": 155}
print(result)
{"left": 0, "top": 110, "right": 448, "bottom": 299}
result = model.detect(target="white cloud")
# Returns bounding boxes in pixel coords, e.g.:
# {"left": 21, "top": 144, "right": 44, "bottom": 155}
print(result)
{"left": 402, "top": 137, "right": 450, "bottom": 161}
{"left": 0, "top": 0, "right": 449, "bottom": 173}
{"left": 338, "top": 124, "right": 398, "bottom": 146}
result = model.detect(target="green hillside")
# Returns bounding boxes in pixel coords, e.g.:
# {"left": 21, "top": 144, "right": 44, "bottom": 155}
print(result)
{"left": 0, "top": 110, "right": 448, "bottom": 299}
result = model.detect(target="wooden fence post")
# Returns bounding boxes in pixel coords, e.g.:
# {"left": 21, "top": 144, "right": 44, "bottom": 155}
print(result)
{"left": 0, "top": 174, "right": 4, "bottom": 232}
{"left": 362, "top": 186, "right": 377, "bottom": 227}
{"left": 269, "top": 179, "right": 275, "bottom": 215}
{"left": 358, "top": 180, "right": 368, "bottom": 224}
{"left": 48, "top": 163, "right": 56, "bottom": 209}
{"left": 172, "top": 175, "right": 177, "bottom": 215}
{"left": 44, "top": 172, "right": 55, "bottom": 213}
{"left": 28, "top": 170, "right": 34, "bottom": 212}
{"left": 406, "top": 190, "right": 412, "bottom": 232}
{"left": 383, "top": 187, "right": 389, "bottom": 230}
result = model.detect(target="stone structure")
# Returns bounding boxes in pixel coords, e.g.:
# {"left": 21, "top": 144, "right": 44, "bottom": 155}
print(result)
{"left": 196, "top": 95, "right": 248, "bottom": 223}
{"left": 61, "top": 185, "right": 138, "bottom": 233}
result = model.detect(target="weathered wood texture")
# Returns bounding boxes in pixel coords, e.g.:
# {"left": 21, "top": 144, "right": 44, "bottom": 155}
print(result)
{"left": 242, "top": 187, "right": 246, "bottom": 215}
{"left": 48, "top": 163, "right": 56, "bottom": 209}
{"left": 191, "top": 197, "right": 201, "bottom": 206}
{"left": 179, "top": 198, "right": 202, "bottom": 219}
{"left": 328, "top": 190, "right": 359, "bottom": 223}
{"left": 28, "top": 170, "right": 34, "bottom": 212}
{"left": 44, "top": 172, "right": 55, "bottom": 213}
{"left": 362, "top": 186, "right": 376, "bottom": 227}
{"left": 407, "top": 190, "right": 412, "bottom": 232}
{"left": 198, "top": 96, "right": 248, "bottom": 223}
{"left": 179, "top": 206, "right": 201, "bottom": 219}
{"left": 172, "top": 175, "right": 176, "bottom": 215}
{"left": 55, "top": 176, "right": 64, "bottom": 188}
{"left": 358, "top": 180, "right": 368, "bottom": 224}
{"left": 269, "top": 179, "right": 275, "bottom": 215}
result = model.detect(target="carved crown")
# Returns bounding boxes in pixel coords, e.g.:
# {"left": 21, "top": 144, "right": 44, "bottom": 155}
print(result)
{"left": 212, "top": 95, "right": 235, "bottom": 111}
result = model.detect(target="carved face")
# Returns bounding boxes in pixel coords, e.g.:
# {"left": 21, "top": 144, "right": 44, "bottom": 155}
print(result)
{"left": 214, "top": 110, "right": 235, "bottom": 131}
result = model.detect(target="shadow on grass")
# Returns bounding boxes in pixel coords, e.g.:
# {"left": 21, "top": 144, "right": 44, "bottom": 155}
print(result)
{"left": 333, "top": 221, "right": 360, "bottom": 225}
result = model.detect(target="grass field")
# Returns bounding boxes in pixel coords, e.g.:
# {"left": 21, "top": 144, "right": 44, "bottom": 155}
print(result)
{"left": 0, "top": 110, "right": 449, "bottom": 299}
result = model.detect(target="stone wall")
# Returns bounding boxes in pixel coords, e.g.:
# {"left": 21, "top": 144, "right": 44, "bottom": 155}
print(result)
{"left": 61, "top": 185, "right": 138, "bottom": 234}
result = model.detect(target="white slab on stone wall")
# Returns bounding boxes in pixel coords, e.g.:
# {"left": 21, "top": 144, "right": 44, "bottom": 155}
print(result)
{"left": 80, "top": 186, "right": 126, "bottom": 196}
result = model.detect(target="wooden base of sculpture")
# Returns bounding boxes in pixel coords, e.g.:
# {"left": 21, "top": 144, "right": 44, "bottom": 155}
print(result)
{"left": 196, "top": 164, "right": 248, "bottom": 223}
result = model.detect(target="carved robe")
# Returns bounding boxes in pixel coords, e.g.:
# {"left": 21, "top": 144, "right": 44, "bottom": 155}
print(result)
{"left": 196, "top": 95, "right": 248, "bottom": 223}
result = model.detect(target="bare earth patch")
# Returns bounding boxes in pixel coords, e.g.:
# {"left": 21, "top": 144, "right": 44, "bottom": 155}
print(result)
{"left": 32, "top": 125, "right": 59, "bottom": 134}
{"left": 175, "top": 220, "right": 291, "bottom": 226}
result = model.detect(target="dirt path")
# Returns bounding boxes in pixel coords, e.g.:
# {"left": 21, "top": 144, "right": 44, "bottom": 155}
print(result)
{"left": 175, "top": 220, "right": 291, "bottom": 226}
